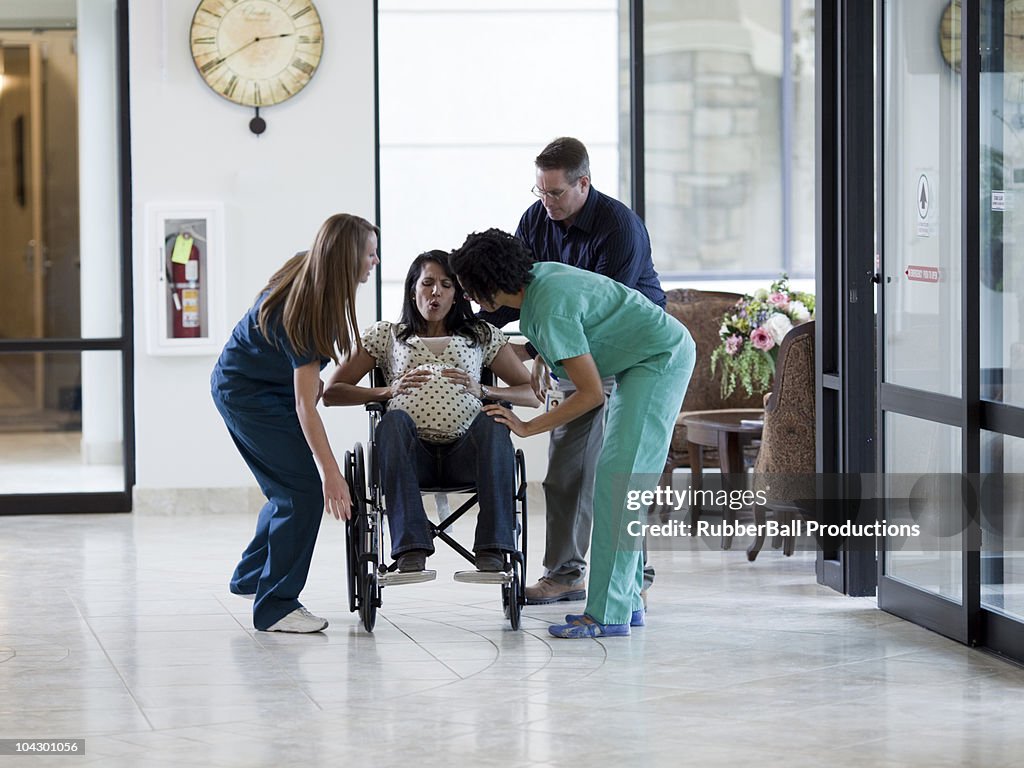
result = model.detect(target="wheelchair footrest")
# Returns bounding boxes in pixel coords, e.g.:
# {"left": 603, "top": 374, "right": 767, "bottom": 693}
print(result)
{"left": 452, "top": 570, "right": 513, "bottom": 585}
{"left": 378, "top": 570, "right": 436, "bottom": 587}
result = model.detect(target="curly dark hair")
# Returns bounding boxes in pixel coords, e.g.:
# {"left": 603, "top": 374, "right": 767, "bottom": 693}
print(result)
{"left": 397, "top": 250, "right": 489, "bottom": 347}
{"left": 448, "top": 229, "right": 535, "bottom": 306}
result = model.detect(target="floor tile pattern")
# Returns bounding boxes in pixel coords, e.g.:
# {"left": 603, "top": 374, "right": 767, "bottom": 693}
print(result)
{"left": 1, "top": 511, "right": 1023, "bottom": 767}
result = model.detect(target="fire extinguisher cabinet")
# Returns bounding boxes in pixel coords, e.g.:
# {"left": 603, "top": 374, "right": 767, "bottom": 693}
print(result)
{"left": 145, "top": 203, "right": 226, "bottom": 356}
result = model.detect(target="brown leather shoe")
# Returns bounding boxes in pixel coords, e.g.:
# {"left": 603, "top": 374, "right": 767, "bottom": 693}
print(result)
{"left": 397, "top": 550, "right": 429, "bottom": 572}
{"left": 524, "top": 577, "right": 586, "bottom": 605}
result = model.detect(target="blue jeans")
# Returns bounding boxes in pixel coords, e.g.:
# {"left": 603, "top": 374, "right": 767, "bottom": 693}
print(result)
{"left": 376, "top": 409, "right": 516, "bottom": 558}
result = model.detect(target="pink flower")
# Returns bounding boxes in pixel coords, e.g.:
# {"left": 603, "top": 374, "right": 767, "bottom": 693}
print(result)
{"left": 769, "top": 292, "right": 789, "bottom": 308}
{"left": 750, "top": 326, "right": 775, "bottom": 351}
{"left": 725, "top": 334, "right": 743, "bottom": 355}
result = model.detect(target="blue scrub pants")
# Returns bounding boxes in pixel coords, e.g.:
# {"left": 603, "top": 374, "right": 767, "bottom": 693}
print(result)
{"left": 585, "top": 339, "right": 695, "bottom": 625}
{"left": 213, "top": 394, "right": 323, "bottom": 631}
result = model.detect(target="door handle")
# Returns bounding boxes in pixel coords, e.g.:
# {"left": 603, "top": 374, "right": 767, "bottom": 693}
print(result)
{"left": 24, "top": 240, "right": 36, "bottom": 272}
{"left": 23, "top": 240, "right": 50, "bottom": 272}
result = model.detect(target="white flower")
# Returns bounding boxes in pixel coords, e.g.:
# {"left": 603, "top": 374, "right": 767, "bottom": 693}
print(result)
{"left": 753, "top": 288, "right": 769, "bottom": 301}
{"left": 788, "top": 300, "right": 810, "bottom": 322}
{"left": 762, "top": 312, "right": 794, "bottom": 345}
{"left": 720, "top": 323, "right": 729, "bottom": 336}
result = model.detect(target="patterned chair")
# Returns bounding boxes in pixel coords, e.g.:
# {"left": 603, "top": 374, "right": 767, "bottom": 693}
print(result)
{"left": 658, "top": 289, "right": 764, "bottom": 519}
{"left": 746, "top": 321, "right": 816, "bottom": 561}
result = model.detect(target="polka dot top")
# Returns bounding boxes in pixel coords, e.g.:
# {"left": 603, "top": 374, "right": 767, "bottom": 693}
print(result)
{"left": 361, "top": 321, "right": 507, "bottom": 444}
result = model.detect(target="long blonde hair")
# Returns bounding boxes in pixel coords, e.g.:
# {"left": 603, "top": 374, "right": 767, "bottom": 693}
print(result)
{"left": 257, "top": 213, "right": 378, "bottom": 364}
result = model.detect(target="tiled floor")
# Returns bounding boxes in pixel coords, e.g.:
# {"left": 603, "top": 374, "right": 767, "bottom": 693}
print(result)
{"left": 2, "top": 508, "right": 1023, "bottom": 767}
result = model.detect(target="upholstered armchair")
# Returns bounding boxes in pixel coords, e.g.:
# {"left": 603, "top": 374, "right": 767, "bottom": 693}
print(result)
{"left": 659, "top": 289, "right": 764, "bottom": 508}
{"left": 746, "top": 321, "right": 816, "bottom": 561}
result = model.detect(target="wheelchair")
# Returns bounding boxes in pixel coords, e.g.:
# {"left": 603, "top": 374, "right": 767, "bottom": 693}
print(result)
{"left": 344, "top": 370, "right": 528, "bottom": 632}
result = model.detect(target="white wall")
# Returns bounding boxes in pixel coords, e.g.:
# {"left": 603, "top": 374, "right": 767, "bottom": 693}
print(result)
{"left": 130, "top": 0, "right": 377, "bottom": 491}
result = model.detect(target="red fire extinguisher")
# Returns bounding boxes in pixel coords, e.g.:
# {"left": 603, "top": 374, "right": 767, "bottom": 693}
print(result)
{"left": 167, "top": 234, "right": 202, "bottom": 338}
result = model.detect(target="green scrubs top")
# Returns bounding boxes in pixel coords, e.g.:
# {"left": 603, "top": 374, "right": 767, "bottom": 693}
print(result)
{"left": 518, "top": 262, "right": 686, "bottom": 377}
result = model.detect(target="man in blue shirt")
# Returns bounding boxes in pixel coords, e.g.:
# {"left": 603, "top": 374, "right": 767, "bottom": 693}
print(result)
{"left": 481, "top": 137, "right": 663, "bottom": 605}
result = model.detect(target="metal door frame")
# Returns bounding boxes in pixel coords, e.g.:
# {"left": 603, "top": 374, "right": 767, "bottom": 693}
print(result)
{"left": 0, "top": 1, "right": 134, "bottom": 515}
{"left": 874, "top": 0, "right": 981, "bottom": 645}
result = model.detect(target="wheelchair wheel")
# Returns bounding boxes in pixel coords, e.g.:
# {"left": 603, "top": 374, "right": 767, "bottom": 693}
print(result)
{"left": 360, "top": 571, "right": 379, "bottom": 632}
{"left": 514, "top": 448, "right": 528, "bottom": 576}
{"left": 347, "top": 444, "right": 381, "bottom": 630}
{"left": 503, "top": 556, "right": 523, "bottom": 630}
{"left": 344, "top": 450, "right": 362, "bottom": 614}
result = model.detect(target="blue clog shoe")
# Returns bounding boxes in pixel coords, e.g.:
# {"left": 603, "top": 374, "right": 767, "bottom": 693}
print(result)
{"left": 548, "top": 614, "right": 630, "bottom": 639}
{"left": 565, "top": 609, "right": 644, "bottom": 627}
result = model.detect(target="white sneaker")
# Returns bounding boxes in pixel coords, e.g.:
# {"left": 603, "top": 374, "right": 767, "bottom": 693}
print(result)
{"left": 265, "top": 607, "right": 328, "bottom": 633}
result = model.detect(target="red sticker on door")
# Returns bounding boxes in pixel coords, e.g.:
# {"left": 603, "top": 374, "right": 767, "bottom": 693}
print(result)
{"left": 905, "top": 265, "right": 940, "bottom": 282}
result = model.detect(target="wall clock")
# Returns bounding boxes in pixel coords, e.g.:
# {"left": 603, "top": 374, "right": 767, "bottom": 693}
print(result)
{"left": 189, "top": 0, "right": 324, "bottom": 134}
{"left": 939, "top": 0, "right": 961, "bottom": 71}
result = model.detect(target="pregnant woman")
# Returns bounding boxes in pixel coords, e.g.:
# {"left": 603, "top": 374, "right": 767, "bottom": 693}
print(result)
{"left": 324, "top": 250, "right": 537, "bottom": 572}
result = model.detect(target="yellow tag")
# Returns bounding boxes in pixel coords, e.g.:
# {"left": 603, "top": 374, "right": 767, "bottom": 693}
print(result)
{"left": 171, "top": 233, "right": 193, "bottom": 264}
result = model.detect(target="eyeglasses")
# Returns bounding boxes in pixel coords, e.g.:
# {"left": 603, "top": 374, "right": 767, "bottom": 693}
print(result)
{"left": 531, "top": 184, "right": 575, "bottom": 201}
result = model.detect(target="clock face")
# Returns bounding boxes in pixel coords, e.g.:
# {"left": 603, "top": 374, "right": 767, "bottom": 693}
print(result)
{"left": 190, "top": 0, "right": 323, "bottom": 107}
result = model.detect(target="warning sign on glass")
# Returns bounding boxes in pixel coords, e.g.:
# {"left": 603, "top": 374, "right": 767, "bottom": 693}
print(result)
{"left": 905, "top": 265, "right": 940, "bottom": 283}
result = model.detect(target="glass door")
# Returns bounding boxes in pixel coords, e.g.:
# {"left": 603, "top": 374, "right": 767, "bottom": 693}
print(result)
{"left": 0, "top": 3, "right": 132, "bottom": 513}
{"left": 877, "top": 0, "right": 979, "bottom": 643}
{"left": 978, "top": 0, "right": 1024, "bottom": 656}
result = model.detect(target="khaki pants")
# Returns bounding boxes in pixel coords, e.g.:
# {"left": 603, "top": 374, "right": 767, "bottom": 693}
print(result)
{"left": 541, "top": 376, "right": 656, "bottom": 590}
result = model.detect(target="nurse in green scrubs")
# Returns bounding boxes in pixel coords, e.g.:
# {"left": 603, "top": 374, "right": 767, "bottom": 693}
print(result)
{"left": 450, "top": 229, "right": 695, "bottom": 638}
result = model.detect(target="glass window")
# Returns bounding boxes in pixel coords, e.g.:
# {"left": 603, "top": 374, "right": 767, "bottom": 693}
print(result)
{"left": 790, "top": 0, "right": 817, "bottom": 275}
{"left": 637, "top": 0, "right": 814, "bottom": 279}
{"left": 981, "top": 430, "right": 1024, "bottom": 621}
{"left": 377, "top": 2, "right": 620, "bottom": 321}
{"left": 884, "top": 412, "right": 963, "bottom": 603}
{"left": 980, "top": 0, "right": 1024, "bottom": 406}
{"left": 882, "top": 0, "right": 963, "bottom": 397}
{"left": 0, "top": 351, "right": 123, "bottom": 494}
{"left": 0, "top": 3, "right": 129, "bottom": 502}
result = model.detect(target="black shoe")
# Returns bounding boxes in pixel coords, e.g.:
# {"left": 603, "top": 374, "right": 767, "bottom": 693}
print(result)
{"left": 397, "top": 550, "right": 428, "bottom": 572}
{"left": 474, "top": 549, "right": 505, "bottom": 572}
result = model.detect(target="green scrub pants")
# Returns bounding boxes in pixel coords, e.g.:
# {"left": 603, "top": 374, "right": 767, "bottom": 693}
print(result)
{"left": 584, "top": 340, "right": 695, "bottom": 625}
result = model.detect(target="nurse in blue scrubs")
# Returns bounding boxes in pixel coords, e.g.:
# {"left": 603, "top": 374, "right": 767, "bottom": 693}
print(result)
{"left": 211, "top": 213, "right": 379, "bottom": 634}
{"left": 450, "top": 228, "right": 695, "bottom": 639}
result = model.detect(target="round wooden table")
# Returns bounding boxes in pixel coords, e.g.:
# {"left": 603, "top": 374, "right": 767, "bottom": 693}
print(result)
{"left": 681, "top": 408, "right": 764, "bottom": 548}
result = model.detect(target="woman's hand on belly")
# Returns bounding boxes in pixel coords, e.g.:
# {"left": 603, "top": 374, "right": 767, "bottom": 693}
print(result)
{"left": 390, "top": 367, "right": 432, "bottom": 397}
{"left": 441, "top": 367, "right": 481, "bottom": 399}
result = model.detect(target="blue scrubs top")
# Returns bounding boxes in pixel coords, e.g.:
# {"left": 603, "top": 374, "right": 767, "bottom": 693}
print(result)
{"left": 212, "top": 293, "right": 327, "bottom": 410}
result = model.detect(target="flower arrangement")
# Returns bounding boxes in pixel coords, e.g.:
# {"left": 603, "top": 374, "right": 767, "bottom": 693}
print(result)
{"left": 710, "top": 275, "right": 815, "bottom": 398}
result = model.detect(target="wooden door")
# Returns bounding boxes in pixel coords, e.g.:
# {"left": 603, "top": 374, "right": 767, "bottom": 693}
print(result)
{"left": 0, "top": 42, "right": 45, "bottom": 409}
